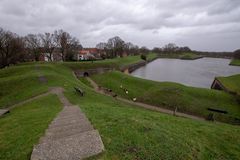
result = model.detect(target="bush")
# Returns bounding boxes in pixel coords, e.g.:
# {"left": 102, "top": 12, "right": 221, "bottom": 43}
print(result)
{"left": 140, "top": 54, "right": 147, "bottom": 61}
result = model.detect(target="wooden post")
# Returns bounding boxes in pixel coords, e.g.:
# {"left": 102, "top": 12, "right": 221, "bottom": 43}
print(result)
{"left": 173, "top": 107, "right": 178, "bottom": 116}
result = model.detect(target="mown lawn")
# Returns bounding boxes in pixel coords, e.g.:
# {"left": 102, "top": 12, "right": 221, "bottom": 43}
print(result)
{"left": 92, "top": 71, "right": 240, "bottom": 124}
{"left": 0, "top": 95, "right": 62, "bottom": 160}
{"left": 230, "top": 59, "right": 240, "bottom": 66}
{"left": 0, "top": 60, "right": 240, "bottom": 159}
{"left": 217, "top": 74, "right": 240, "bottom": 96}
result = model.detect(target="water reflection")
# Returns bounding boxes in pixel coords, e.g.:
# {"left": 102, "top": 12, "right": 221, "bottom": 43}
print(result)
{"left": 131, "top": 58, "right": 240, "bottom": 88}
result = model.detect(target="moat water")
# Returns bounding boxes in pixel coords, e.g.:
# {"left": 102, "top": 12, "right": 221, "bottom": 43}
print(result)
{"left": 131, "top": 58, "right": 240, "bottom": 88}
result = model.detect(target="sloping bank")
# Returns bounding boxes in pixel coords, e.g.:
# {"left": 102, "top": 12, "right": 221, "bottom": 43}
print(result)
{"left": 73, "top": 54, "right": 158, "bottom": 77}
{"left": 211, "top": 74, "right": 240, "bottom": 96}
{"left": 91, "top": 71, "right": 240, "bottom": 125}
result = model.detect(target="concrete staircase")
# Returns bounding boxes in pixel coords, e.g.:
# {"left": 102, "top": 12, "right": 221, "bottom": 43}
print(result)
{"left": 0, "top": 109, "right": 9, "bottom": 116}
{"left": 31, "top": 88, "right": 104, "bottom": 160}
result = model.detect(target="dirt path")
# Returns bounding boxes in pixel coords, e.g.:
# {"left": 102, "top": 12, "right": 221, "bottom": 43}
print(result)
{"left": 4, "top": 88, "right": 68, "bottom": 111}
{"left": 5, "top": 92, "right": 51, "bottom": 111}
{"left": 86, "top": 77, "right": 205, "bottom": 121}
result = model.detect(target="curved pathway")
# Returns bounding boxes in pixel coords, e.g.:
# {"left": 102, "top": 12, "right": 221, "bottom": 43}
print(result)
{"left": 86, "top": 77, "right": 205, "bottom": 121}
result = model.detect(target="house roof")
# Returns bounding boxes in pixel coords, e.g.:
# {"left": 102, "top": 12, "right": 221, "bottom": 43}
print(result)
{"left": 79, "top": 50, "right": 89, "bottom": 55}
{"left": 79, "top": 48, "right": 99, "bottom": 55}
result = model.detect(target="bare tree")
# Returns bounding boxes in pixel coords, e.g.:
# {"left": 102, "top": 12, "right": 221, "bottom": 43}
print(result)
{"left": 25, "top": 34, "right": 41, "bottom": 61}
{"left": 65, "top": 37, "right": 82, "bottom": 61}
{"left": 162, "top": 43, "right": 178, "bottom": 53}
{"left": 139, "top": 46, "right": 149, "bottom": 54}
{"left": 96, "top": 42, "right": 107, "bottom": 50}
{"left": 54, "top": 30, "right": 71, "bottom": 61}
{"left": 0, "top": 28, "right": 25, "bottom": 68}
{"left": 39, "top": 32, "right": 57, "bottom": 61}
{"left": 107, "top": 36, "right": 125, "bottom": 58}
{"left": 124, "top": 42, "right": 139, "bottom": 55}
{"left": 152, "top": 47, "right": 162, "bottom": 53}
{"left": 54, "top": 30, "right": 83, "bottom": 61}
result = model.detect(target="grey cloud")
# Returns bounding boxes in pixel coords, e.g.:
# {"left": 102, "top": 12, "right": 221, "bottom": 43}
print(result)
{"left": 0, "top": 0, "right": 240, "bottom": 51}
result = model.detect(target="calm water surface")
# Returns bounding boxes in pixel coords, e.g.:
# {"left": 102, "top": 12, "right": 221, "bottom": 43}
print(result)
{"left": 131, "top": 58, "right": 240, "bottom": 88}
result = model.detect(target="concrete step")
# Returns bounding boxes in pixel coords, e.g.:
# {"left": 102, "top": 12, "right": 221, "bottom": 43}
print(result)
{"left": 57, "top": 111, "right": 84, "bottom": 118}
{"left": 49, "top": 114, "right": 89, "bottom": 127}
{"left": 56, "top": 110, "right": 85, "bottom": 117}
{"left": 47, "top": 121, "right": 94, "bottom": 134}
{"left": 51, "top": 113, "right": 87, "bottom": 124}
{"left": 58, "top": 106, "right": 81, "bottom": 112}
{"left": 0, "top": 109, "right": 9, "bottom": 117}
{"left": 42, "top": 124, "right": 94, "bottom": 142}
{"left": 31, "top": 130, "right": 104, "bottom": 160}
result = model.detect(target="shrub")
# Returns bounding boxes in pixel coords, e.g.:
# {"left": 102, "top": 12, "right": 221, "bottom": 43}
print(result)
{"left": 140, "top": 54, "right": 147, "bottom": 61}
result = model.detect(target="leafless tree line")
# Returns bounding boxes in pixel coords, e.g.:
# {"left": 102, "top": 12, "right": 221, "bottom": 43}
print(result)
{"left": 96, "top": 36, "right": 149, "bottom": 58}
{"left": 152, "top": 43, "right": 191, "bottom": 54}
{"left": 0, "top": 28, "right": 82, "bottom": 68}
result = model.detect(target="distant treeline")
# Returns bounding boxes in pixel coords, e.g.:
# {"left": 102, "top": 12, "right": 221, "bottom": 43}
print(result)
{"left": 152, "top": 43, "right": 237, "bottom": 59}
{"left": 193, "top": 51, "right": 234, "bottom": 58}
{"left": 1, "top": 27, "right": 239, "bottom": 69}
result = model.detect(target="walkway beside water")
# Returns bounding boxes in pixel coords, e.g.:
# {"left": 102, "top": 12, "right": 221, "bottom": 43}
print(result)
{"left": 86, "top": 77, "right": 205, "bottom": 121}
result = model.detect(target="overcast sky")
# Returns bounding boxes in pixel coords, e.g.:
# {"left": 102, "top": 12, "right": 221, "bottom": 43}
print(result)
{"left": 0, "top": 0, "right": 240, "bottom": 51}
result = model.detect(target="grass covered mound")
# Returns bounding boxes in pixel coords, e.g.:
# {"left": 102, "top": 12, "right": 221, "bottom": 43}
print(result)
{"left": 1, "top": 59, "right": 240, "bottom": 159}
{"left": 158, "top": 52, "right": 203, "bottom": 60}
{"left": 67, "top": 86, "right": 240, "bottom": 160}
{"left": 230, "top": 59, "right": 240, "bottom": 66}
{"left": 0, "top": 65, "right": 48, "bottom": 108}
{"left": 0, "top": 54, "right": 156, "bottom": 108}
{"left": 217, "top": 74, "right": 240, "bottom": 96}
{"left": 0, "top": 95, "right": 62, "bottom": 160}
{"left": 179, "top": 53, "right": 203, "bottom": 60}
{"left": 59, "top": 53, "right": 157, "bottom": 70}
{"left": 92, "top": 71, "right": 240, "bottom": 124}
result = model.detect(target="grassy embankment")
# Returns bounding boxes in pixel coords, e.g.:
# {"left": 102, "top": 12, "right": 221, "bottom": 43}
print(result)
{"left": 0, "top": 54, "right": 157, "bottom": 108}
{"left": 0, "top": 95, "right": 62, "bottom": 160}
{"left": 158, "top": 52, "right": 203, "bottom": 60}
{"left": 0, "top": 55, "right": 240, "bottom": 159}
{"left": 230, "top": 59, "right": 240, "bottom": 66}
{"left": 216, "top": 74, "right": 240, "bottom": 96}
{"left": 92, "top": 71, "right": 240, "bottom": 124}
{"left": 59, "top": 53, "right": 158, "bottom": 70}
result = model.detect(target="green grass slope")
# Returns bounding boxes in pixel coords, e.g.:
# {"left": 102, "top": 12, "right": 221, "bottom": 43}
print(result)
{"left": 92, "top": 71, "right": 240, "bottom": 124}
{"left": 0, "top": 60, "right": 240, "bottom": 159}
{"left": 67, "top": 85, "right": 240, "bottom": 160}
{"left": 0, "top": 95, "right": 62, "bottom": 160}
{"left": 158, "top": 52, "right": 203, "bottom": 60}
{"left": 217, "top": 74, "right": 240, "bottom": 96}
{"left": 59, "top": 53, "right": 157, "bottom": 70}
{"left": 230, "top": 59, "right": 240, "bottom": 66}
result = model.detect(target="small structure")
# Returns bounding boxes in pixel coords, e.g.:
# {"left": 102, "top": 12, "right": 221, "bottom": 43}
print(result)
{"left": 74, "top": 48, "right": 106, "bottom": 61}
{"left": 74, "top": 87, "right": 85, "bottom": 96}
{"left": 211, "top": 78, "right": 226, "bottom": 91}
{"left": 74, "top": 68, "right": 113, "bottom": 78}
{"left": 0, "top": 109, "right": 9, "bottom": 117}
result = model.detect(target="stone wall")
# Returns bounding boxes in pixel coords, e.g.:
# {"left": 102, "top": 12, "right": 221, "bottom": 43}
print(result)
{"left": 74, "top": 68, "right": 113, "bottom": 78}
{"left": 121, "top": 57, "right": 158, "bottom": 73}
